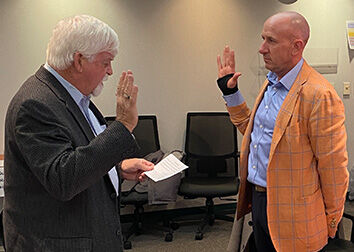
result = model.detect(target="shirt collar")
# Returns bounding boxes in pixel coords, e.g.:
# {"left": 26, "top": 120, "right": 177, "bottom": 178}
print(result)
{"left": 44, "top": 63, "right": 90, "bottom": 107}
{"left": 266, "top": 58, "right": 304, "bottom": 91}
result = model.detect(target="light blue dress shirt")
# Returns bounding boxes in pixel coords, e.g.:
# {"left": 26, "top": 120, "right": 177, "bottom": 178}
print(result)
{"left": 44, "top": 63, "right": 119, "bottom": 195}
{"left": 223, "top": 58, "right": 304, "bottom": 187}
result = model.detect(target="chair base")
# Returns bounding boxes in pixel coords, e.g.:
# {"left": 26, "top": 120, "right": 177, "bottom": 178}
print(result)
{"left": 193, "top": 197, "right": 234, "bottom": 240}
{"left": 170, "top": 197, "right": 235, "bottom": 240}
{"left": 122, "top": 204, "right": 177, "bottom": 250}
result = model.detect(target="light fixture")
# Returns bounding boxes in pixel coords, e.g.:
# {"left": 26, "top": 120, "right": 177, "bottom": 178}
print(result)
{"left": 278, "top": 0, "right": 298, "bottom": 4}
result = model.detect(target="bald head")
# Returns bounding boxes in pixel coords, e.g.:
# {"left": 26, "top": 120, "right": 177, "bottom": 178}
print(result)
{"left": 267, "top": 11, "right": 310, "bottom": 45}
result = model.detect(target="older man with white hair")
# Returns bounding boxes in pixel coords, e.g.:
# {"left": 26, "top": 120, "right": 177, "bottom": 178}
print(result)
{"left": 4, "top": 15, "right": 153, "bottom": 251}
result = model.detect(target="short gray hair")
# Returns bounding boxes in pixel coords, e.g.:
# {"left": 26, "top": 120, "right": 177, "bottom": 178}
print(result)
{"left": 46, "top": 15, "right": 119, "bottom": 70}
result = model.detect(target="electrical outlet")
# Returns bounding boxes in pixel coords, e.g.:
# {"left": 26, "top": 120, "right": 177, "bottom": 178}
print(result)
{"left": 343, "top": 82, "right": 350, "bottom": 96}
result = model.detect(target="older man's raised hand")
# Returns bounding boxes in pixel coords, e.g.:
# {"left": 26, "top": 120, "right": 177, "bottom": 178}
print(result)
{"left": 115, "top": 70, "right": 138, "bottom": 132}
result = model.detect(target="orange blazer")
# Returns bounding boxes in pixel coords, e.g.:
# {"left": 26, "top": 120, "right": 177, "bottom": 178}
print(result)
{"left": 228, "top": 61, "right": 349, "bottom": 251}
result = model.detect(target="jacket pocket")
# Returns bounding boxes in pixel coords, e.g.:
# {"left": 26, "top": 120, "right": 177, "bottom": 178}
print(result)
{"left": 294, "top": 188, "right": 327, "bottom": 247}
{"left": 43, "top": 237, "right": 92, "bottom": 252}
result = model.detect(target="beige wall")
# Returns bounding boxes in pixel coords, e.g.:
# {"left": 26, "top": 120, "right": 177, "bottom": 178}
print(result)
{"left": 1, "top": 0, "right": 353, "bottom": 175}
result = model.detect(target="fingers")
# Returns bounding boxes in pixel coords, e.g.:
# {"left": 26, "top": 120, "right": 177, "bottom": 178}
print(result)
{"left": 139, "top": 159, "right": 154, "bottom": 171}
{"left": 227, "top": 72, "right": 242, "bottom": 88}
{"left": 229, "top": 50, "right": 235, "bottom": 69}
{"left": 121, "top": 158, "right": 154, "bottom": 172}
{"left": 136, "top": 160, "right": 153, "bottom": 181}
{"left": 218, "top": 45, "right": 235, "bottom": 69}
{"left": 116, "top": 70, "right": 134, "bottom": 97}
{"left": 217, "top": 55, "right": 222, "bottom": 72}
{"left": 138, "top": 172, "right": 147, "bottom": 182}
{"left": 217, "top": 46, "right": 237, "bottom": 78}
{"left": 130, "top": 85, "right": 138, "bottom": 105}
{"left": 222, "top": 46, "right": 230, "bottom": 67}
{"left": 120, "top": 158, "right": 154, "bottom": 181}
{"left": 116, "top": 71, "right": 127, "bottom": 96}
{"left": 124, "top": 72, "right": 134, "bottom": 97}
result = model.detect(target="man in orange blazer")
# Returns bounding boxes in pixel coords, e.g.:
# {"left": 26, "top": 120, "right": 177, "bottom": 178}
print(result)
{"left": 216, "top": 12, "right": 349, "bottom": 251}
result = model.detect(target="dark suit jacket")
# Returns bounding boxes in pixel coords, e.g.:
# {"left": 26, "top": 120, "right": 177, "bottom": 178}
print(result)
{"left": 3, "top": 66, "right": 138, "bottom": 251}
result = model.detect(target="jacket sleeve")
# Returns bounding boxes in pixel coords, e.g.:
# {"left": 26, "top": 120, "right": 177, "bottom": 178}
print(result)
{"left": 226, "top": 102, "right": 252, "bottom": 135}
{"left": 14, "top": 99, "right": 138, "bottom": 201}
{"left": 308, "top": 88, "right": 349, "bottom": 237}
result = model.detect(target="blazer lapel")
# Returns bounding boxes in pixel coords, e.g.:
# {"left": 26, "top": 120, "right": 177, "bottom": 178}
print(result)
{"left": 88, "top": 101, "right": 119, "bottom": 194}
{"left": 268, "top": 61, "right": 312, "bottom": 161}
{"left": 35, "top": 66, "right": 95, "bottom": 141}
{"left": 89, "top": 102, "right": 106, "bottom": 126}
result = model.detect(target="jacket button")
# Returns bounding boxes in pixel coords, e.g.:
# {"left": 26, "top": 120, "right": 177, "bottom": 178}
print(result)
{"left": 110, "top": 193, "right": 116, "bottom": 199}
{"left": 330, "top": 218, "right": 336, "bottom": 228}
{"left": 116, "top": 229, "right": 121, "bottom": 236}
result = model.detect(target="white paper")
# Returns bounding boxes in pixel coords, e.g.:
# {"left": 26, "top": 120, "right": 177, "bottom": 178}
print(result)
{"left": 347, "top": 20, "right": 354, "bottom": 50}
{"left": 144, "top": 154, "right": 188, "bottom": 182}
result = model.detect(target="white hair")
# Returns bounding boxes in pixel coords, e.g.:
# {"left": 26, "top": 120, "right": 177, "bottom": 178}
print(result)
{"left": 46, "top": 15, "right": 119, "bottom": 70}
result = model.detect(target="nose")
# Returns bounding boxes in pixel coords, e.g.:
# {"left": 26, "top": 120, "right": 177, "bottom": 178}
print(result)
{"left": 107, "top": 63, "right": 113, "bottom": 76}
{"left": 259, "top": 41, "right": 267, "bottom": 55}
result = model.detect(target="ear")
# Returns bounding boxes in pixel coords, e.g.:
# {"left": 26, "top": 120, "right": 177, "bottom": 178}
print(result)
{"left": 292, "top": 39, "right": 304, "bottom": 56}
{"left": 73, "top": 52, "right": 84, "bottom": 73}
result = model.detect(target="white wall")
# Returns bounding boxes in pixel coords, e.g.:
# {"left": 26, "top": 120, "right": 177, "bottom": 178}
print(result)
{"left": 1, "top": 0, "right": 353, "bottom": 172}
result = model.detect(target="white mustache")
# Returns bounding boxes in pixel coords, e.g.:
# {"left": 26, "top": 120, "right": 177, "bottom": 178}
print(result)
{"left": 102, "top": 75, "right": 108, "bottom": 82}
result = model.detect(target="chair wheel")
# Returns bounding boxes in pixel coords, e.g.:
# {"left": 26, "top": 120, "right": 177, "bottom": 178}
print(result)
{"left": 124, "top": 240, "right": 132, "bottom": 250}
{"left": 171, "top": 222, "right": 179, "bottom": 230}
{"left": 195, "top": 232, "right": 203, "bottom": 240}
{"left": 165, "top": 233, "right": 173, "bottom": 242}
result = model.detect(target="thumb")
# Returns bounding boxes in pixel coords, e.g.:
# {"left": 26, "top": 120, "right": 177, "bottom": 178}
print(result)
{"left": 227, "top": 72, "right": 242, "bottom": 88}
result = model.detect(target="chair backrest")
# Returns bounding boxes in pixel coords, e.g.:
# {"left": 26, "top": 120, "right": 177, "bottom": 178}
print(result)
{"left": 105, "top": 115, "right": 160, "bottom": 157}
{"left": 184, "top": 112, "right": 238, "bottom": 178}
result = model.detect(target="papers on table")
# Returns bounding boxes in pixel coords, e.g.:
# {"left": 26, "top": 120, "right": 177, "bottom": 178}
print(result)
{"left": 144, "top": 154, "right": 188, "bottom": 182}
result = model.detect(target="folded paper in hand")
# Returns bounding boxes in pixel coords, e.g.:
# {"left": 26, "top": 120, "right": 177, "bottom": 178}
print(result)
{"left": 144, "top": 154, "right": 188, "bottom": 182}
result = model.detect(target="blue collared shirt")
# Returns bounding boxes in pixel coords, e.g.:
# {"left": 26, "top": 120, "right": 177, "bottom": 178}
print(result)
{"left": 44, "top": 63, "right": 119, "bottom": 195}
{"left": 223, "top": 58, "right": 304, "bottom": 187}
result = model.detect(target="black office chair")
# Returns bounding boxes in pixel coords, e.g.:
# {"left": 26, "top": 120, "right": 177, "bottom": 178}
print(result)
{"left": 105, "top": 115, "right": 174, "bottom": 249}
{"left": 178, "top": 112, "right": 240, "bottom": 240}
{"left": 105, "top": 115, "right": 161, "bottom": 157}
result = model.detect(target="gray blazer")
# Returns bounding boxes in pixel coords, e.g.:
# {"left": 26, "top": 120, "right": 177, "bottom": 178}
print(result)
{"left": 3, "top": 66, "right": 138, "bottom": 251}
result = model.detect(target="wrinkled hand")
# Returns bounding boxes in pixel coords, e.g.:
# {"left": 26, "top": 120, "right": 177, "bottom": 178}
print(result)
{"left": 217, "top": 46, "right": 242, "bottom": 89}
{"left": 115, "top": 71, "right": 138, "bottom": 133}
{"left": 120, "top": 158, "right": 154, "bottom": 182}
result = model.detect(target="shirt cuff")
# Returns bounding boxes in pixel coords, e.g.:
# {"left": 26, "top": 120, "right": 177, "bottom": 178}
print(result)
{"left": 223, "top": 91, "right": 244, "bottom": 107}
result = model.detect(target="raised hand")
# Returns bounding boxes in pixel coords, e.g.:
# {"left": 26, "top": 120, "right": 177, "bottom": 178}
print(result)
{"left": 115, "top": 70, "right": 138, "bottom": 132}
{"left": 216, "top": 46, "right": 241, "bottom": 89}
